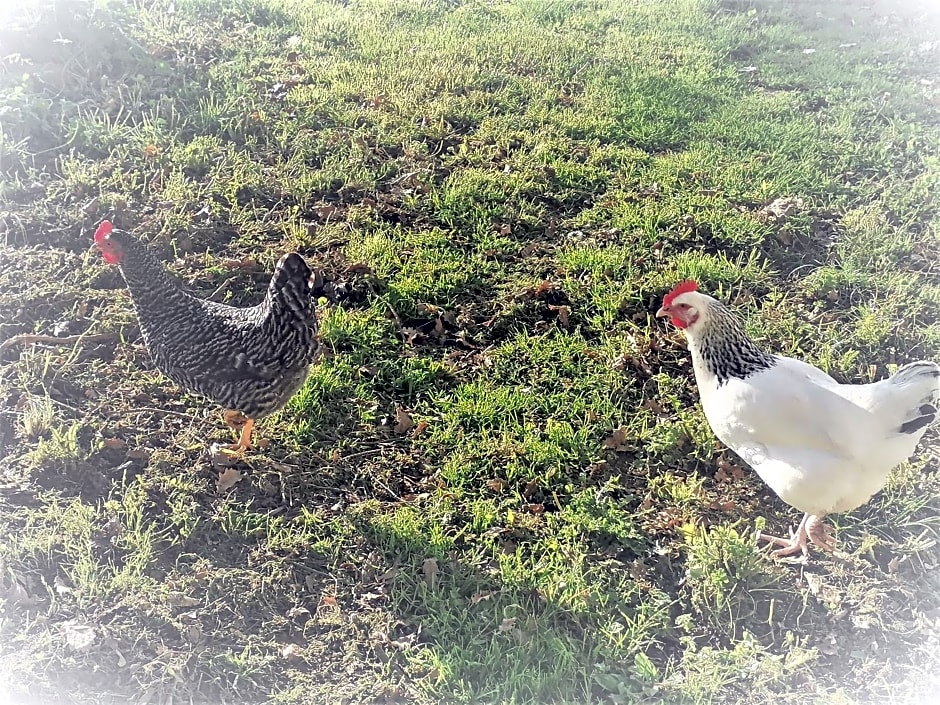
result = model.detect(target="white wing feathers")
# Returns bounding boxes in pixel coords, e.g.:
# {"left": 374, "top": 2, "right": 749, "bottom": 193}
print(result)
{"left": 832, "top": 360, "right": 940, "bottom": 434}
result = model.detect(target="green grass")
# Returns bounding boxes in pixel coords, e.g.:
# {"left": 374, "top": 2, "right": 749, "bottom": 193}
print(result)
{"left": 1, "top": 0, "right": 940, "bottom": 703}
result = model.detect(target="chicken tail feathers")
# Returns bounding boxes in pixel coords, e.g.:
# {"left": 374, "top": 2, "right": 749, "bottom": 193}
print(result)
{"left": 899, "top": 404, "right": 937, "bottom": 435}
{"left": 890, "top": 361, "right": 940, "bottom": 397}
{"left": 891, "top": 361, "right": 940, "bottom": 436}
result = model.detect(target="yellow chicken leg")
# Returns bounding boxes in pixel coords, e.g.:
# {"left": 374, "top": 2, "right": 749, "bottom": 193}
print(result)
{"left": 230, "top": 418, "right": 254, "bottom": 452}
{"left": 220, "top": 411, "right": 254, "bottom": 453}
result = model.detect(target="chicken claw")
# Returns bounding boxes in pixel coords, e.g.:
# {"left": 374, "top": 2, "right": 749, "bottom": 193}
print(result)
{"left": 805, "top": 515, "right": 837, "bottom": 552}
{"left": 217, "top": 411, "right": 255, "bottom": 453}
{"left": 221, "top": 418, "right": 254, "bottom": 453}
{"left": 758, "top": 517, "right": 810, "bottom": 562}
{"left": 757, "top": 513, "right": 836, "bottom": 561}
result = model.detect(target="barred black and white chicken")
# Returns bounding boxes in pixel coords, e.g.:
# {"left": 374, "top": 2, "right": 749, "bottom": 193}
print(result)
{"left": 94, "top": 220, "right": 321, "bottom": 452}
{"left": 658, "top": 280, "right": 940, "bottom": 560}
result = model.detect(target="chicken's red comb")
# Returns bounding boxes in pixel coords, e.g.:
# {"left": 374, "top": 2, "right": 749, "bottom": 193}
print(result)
{"left": 94, "top": 220, "right": 113, "bottom": 244}
{"left": 663, "top": 280, "right": 698, "bottom": 306}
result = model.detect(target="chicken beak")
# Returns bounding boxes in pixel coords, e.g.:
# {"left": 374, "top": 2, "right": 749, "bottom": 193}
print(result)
{"left": 655, "top": 306, "right": 670, "bottom": 318}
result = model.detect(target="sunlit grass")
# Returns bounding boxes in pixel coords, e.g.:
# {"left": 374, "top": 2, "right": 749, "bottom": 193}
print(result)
{"left": 1, "top": 0, "right": 939, "bottom": 703}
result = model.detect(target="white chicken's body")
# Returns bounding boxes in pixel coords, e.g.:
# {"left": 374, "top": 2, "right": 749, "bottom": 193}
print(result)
{"left": 693, "top": 348, "right": 937, "bottom": 518}
{"left": 658, "top": 282, "right": 940, "bottom": 559}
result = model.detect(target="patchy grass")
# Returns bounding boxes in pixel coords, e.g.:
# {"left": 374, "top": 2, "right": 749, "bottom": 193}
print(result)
{"left": 1, "top": 0, "right": 940, "bottom": 703}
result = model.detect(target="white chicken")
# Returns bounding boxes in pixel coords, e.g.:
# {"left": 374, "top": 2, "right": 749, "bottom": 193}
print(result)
{"left": 657, "top": 280, "right": 940, "bottom": 559}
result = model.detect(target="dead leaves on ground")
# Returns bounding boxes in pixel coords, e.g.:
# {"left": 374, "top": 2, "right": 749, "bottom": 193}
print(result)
{"left": 391, "top": 405, "right": 428, "bottom": 438}
{"left": 756, "top": 196, "right": 804, "bottom": 225}
{"left": 486, "top": 478, "right": 508, "bottom": 492}
{"left": 602, "top": 426, "right": 631, "bottom": 452}
{"left": 396, "top": 303, "right": 463, "bottom": 347}
{"left": 548, "top": 303, "right": 570, "bottom": 327}
{"left": 219, "top": 256, "right": 258, "bottom": 271}
{"left": 61, "top": 620, "right": 97, "bottom": 652}
{"left": 166, "top": 593, "right": 200, "bottom": 609}
{"left": 215, "top": 466, "right": 243, "bottom": 492}
{"left": 715, "top": 456, "right": 746, "bottom": 483}
{"left": 393, "top": 406, "right": 414, "bottom": 434}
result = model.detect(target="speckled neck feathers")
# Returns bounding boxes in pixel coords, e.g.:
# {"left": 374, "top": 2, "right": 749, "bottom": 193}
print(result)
{"left": 687, "top": 299, "right": 777, "bottom": 385}
{"left": 113, "top": 234, "right": 196, "bottom": 314}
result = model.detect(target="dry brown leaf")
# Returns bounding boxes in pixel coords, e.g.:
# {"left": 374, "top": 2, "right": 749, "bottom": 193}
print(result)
{"left": 61, "top": 621, "right": 96, "bottom": 651}
{"left": 642, "top": 399, "right": 667, "bottom": 415}
{"left": 220, "top": 257, "right": 258, "bottom": 270}
{"left": 526, "top": 503, "right": 545, "bottom": 514}
{"left": 533, "top": 280, "right": 558, "bottom": 297}
{"left": 519, "top": 242, "right": 539, "bottom": 257}
{"left": 716, "top": 457, "right": 746, "bottom": 481}
{"left": 756, "top": 196, "right": 804, "bottom": 225}
{"left": 470, "top": 590, "right": 496, "bottom": 605}
{"left": 548, "top": 304, "right": 570, "bottom": 327}
{"left": 167, "top": 593, "right": 200, "bottom": 608}
{"left": 498, "top": 616, "right": 516, "bottom": 633}
{"left": 401, "top": 327, "right": 422, "bottom": 345}
{"left": 422, "top": 557, "right": 439, "bottom": 588}
{"left": 411, "top": 421, "right": 429, "bottom": 438}
{"left": 346, "top": 262, "right": 375, "bottom": 275}
{"left": 319, "top": 594, "right": 338, "bottom": 610}
{"left": 317, "top": 204, "right": 338, "bottom": 220}
{"left": 394, "top": 406, "right": 414, "bottom": 434}
{"left": 602, "top": 427, "right": 629, "bottom": 450}
{"left": 102, "top": 437, "right": 125, "bottom": 450}
{"left": 486, "top": 478, "right": 507, "bottom": 492}
{"left": 216, "top": 467, "right": 243, "bottom": 493}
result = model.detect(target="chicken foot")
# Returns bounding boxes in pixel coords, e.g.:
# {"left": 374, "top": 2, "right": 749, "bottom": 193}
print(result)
{"left": 758, "top": 513, "right": 836, "bottom": 560}
{"left": 223, "top": 418, "right": 254, "bottom": 452}
{"left": 220, "top": 411, "right": 255, "bottom": 453}
{"left": 806, "top": 515, "right": 837, "bottom": 552}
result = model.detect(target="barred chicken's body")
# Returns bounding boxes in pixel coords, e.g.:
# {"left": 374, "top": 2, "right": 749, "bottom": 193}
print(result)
{"left": 96, "top": 224, "right": 319, "bottom": 447}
